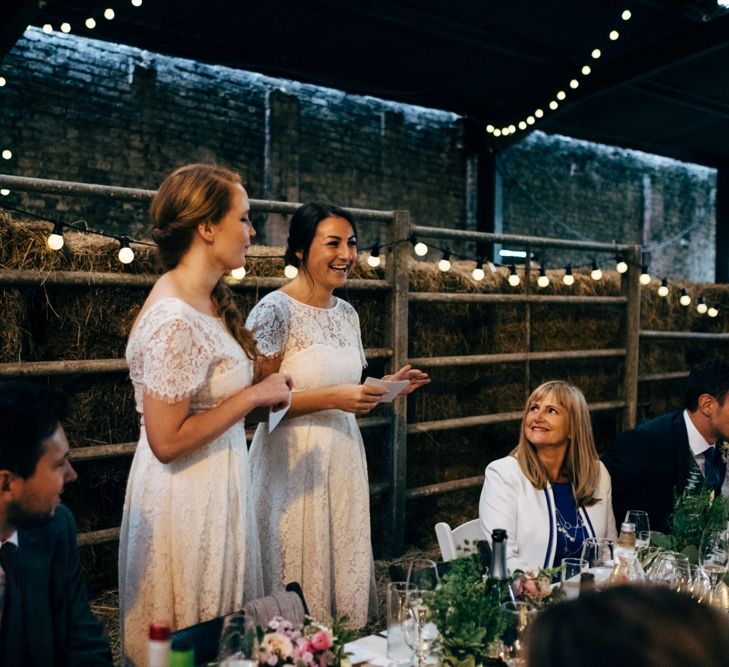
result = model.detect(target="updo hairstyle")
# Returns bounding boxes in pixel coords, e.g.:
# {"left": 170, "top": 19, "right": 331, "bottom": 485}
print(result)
{"left": 150, "top": 163, "right": 258, "bottom": 359}
{"left": 284, "top": 202, "right": 358, "bottom": 273}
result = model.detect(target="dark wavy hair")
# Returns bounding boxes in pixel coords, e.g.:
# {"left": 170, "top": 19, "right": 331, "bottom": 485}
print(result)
{"left": 0, "top": 380, "right": 69, "bottom": 479}
{"left": 284, "top": 202, "right": 358, "bottom": 274}
{"left": 150, "top": 163, "right": 258, "bottom": 359}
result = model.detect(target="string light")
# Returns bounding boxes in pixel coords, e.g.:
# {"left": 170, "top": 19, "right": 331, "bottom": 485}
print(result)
{"left": 42, "top": 24, "right": 53, "bottom": 33}
{"left": 616, "top": 259, "right": 628, "bottom": 274}
{"left": 507, "top": 263, "right": 521, "bottom": 286}
{"left": 622, "top": 9, "right": 632, "bottom": 20}
{"left": 230, "top": 267, "right": 246, "bottom": 279}
{"left": 438, "top": 250, "right": 451, "bottom": 272}
{"left": 103, "top": 8, "right": 115, "bottom": 19}
{"left": 639, "top": 265, "right": 651, "bottom": 285}
{"left": 609, "top": 30, "right": 620, "bottom": 40}
{"left": 657, "top": 277, "right": 669, "bottom": 297}
{"left": 679, "top": 289, "right": 691, "bottom": 307}
{"left": 472, "top": 259, "right": 485, "bottom": 282}
{"left": 367, "top": 243, "right": 381, "bottom": 268}
{"left": 537, "top": 265, "right": 550, "bottom": 288}
{"left": 284, "top": 264, "right": 298, "bottom": 279}
{"left": 131, "top": 0, "right": 143, "bottom": 6}
{"left": 708, "top": 306, "right": 719, "bottom": 318}
{"left": 2, "top": 149, "right": 12, "bottom": 160}
{"left": 697, "top": 297, "right": 708, "bottom": 315}
{"left": 46, "top": 221, "right": 64, "bottom": 250}
{"left": 117, "top": 236, "right": 135, "bottom": 264}
{"left": 592, "top": 48, "right": 602, "bottom": 59}
{"left": 0, "top": 76, "right": 6, "bottom": 87}
{"left": 85, "top": 17, "right": 96, "bottom": 29}
{"left": 563, "top": 264, "right": 575, "bottom": 286}
{"left": 590, "top": 260, "right": 602, "bottom": 281}
{"left": 582, "top": 65, "right": 592, "bottom": 76}
{"left": 570, "top": 79, "right": 579, "bottom": 89}
{"left": 60, "top": 22, "right": 71, "bottom": 33}
{"left": 412, "top": 238, "right": 428, "bottom": 257}
{"left": 0, "top": 189, "right": 9, "bottom": 196}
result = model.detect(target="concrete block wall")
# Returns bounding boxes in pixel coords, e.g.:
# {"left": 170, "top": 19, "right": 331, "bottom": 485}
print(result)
{"left": 0, "top": 29, "right": 717, "bottom": 280}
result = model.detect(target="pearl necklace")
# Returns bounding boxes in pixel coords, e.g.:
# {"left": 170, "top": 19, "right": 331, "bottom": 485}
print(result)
{"left": 555, "top": 505, "right": 584, "bottom": 544}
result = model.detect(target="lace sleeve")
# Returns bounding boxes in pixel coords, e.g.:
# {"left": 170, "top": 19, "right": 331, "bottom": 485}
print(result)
{"left": 141, "top": 315, "right": 212, "bottom": 403}
{"left": 342, "top": 301, "right": 367, "bottom": 368}
{"left": 246, "top": 296, "right": 290, "bottom": 358}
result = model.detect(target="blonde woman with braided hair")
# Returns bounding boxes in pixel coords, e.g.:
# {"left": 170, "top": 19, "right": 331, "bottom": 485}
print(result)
{"left": 119, "top": 164, "right": 292, "bottom": 666}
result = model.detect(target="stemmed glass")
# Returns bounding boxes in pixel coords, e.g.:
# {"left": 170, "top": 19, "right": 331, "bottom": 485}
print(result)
{"left": 699, "top": 528, "right": 729, "bottom": 607}
{"left": 401, "top": 589, "right": 439, "bottom": 667}
{"left": 580, "top": 538, "right": 614, "bottom": 586}
{"left": 625, "top": 511, "right": 650, "bottom": 547}
{"left": 499, "top": 601, "right": 536, "bottom": 667}
{"left": 407, "top": 558, "right": 439, "bottom": 591}
{"left": 647, "top": 551, "right": 679, "bottom": 587}
{"left": 560, "top": 558, "right": 588, "bottom": 600}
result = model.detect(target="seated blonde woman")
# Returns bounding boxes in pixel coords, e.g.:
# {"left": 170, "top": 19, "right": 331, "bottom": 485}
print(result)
{"left": 479, "top": 380, "right": 617, "bottom": 572}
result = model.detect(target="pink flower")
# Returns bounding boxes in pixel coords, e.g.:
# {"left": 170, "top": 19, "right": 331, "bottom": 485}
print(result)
{"left": 259, "top": 631, "right": 294, "bottom": 664}
{"left": 295, "top": 637, "right": 315, "bottom": 659}
{"left": 310, "top": 629, "right": 333, "bottom": 652}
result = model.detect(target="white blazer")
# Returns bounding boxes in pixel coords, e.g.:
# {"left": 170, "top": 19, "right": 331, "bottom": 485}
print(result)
{"left": 479, "top": 455, "right": 618, "bottom": 573}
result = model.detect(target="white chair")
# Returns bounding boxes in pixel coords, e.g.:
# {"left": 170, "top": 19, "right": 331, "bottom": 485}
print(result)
{"left": 435, "top": 519, "right": 488, "bottom": 562}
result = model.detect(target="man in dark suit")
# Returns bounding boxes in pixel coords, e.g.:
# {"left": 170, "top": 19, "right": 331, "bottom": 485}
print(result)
{"left": 0, "top": 380, "right": 113, "bottom": 666}
{"left": 602, "top": 359, "right": 729, "bottom": 533}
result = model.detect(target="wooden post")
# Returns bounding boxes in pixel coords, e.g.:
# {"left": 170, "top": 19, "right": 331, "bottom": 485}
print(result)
{"left": 622, "top": 245, "right": 642, "bottom": 429}
{"left": 383, "top": 210, "right": 410, "bottom": 556}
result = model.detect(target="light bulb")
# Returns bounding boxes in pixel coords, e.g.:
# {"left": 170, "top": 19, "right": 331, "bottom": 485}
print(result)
{"left": 0, "top": 77, "right": 6, "bottom": 87}
{"left": 697, "top": 298, "right": 708, "bottom": 314}
{"left": 657, "top": 278, "right": 669, "bottom": 297}
{"left": 367, "top": 244, "right": 381, "bottom": 267}
{"left": 622, "top": 9, "right": 632, "bottom": 20}
{"left": 42, "top": 23, "right": 52, "bottom": 33}
{"left": 486, "top": 124, "right": 495, "bottom": 133}
{"left": 518, "top": 121, "right": 527, "bottom": 130}
{"left": 0, "top": 188, "right": 9, "bottom": 196}
{"left": 527, "top": 116, "right": 535, "bottom": 125}
{"left": 563, "top": 265, "right": 574, "bottom": 286}
{"left": 590, "top": 260, "right": 602, "bottom": 281}
{"left": 708, "top": 307, "right": 719, "bottom": 318}
{"left": 679, "top": 290, "right": 691, "bottom": 307}
{"left": 549, "top": 100, "right": 559, "bottom": 110}
{"left": 2, "top": 149, "right": 12, "bottom": 160}
{"left": 438, "top": 254, "right": 451, "bottom": 272}
{"left": 537, "top": 267, "right": 549, "bottom": 288}
{"left": 414, "top": 241, "right": 428, "bottom": 257}
{"left": 639, "top": 266, "right": 651, "bottom": 285}
{"left": 609, "top": 30, "right": 620, "bottom": 40}
{"left": 104, "top": 8, "right": 115, "bottom": 19}
{"left": 230, "top": 267, "right": 246, "bottom": 279}
{"left": 507, "top": 264, "right": 521, "bottom": 287}
{"left": 557, "top": 90, "right": 566, "bottom": 101}
{"left": 47, "top": 221, "right": 64, "bottom": 250}
{"left": 570, "top": 79, "right": 579, "bottom": 89}
{"left": 582, "top": 65, "right": 592, "bottom": 75}
{"left": 616, "top": 260, "right": 628, "bottom": 274}
{"left": 535, "top": 109, "right": 544, "bottom": 118}
{"left": 284, "top": 264, "right": 299, "bottom": 279}
{"left": 118, "top": 242, "right": 135, "bottom": 264}
{"left": 132, "top": 0, "right": 143, "bottom": 6}
{"left": 493, "top": 129, "right": 502, "bottom": 137}
{"left": 472, "top": 259, "right": 485, "bottom": 281}
{"left": 85, "top": 17, "right": 96, "bottom": 29}
{"left": 60, "top": 22, "right": 71, "bottom": 33}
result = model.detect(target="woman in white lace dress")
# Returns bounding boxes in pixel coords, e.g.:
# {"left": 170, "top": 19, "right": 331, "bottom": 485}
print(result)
{"left": 119, "top": 164, "right": 292, "bottom": 666}
{"left": 247, "top": 203, "right": 429, "bottom": 627}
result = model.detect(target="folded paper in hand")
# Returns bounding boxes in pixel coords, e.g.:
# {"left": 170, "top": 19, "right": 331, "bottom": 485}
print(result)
{"left": 363, "top": 376, "right": 410, "bottom": 403}
{"left": 268, "top": 391, "right": 291, "bottom": 433}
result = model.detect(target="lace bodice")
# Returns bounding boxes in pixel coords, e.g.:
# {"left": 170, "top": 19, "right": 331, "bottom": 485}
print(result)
{"left": 126, "top": 297, "right": 253, "bottom": 411}
{"left": 246, "top": 291, "right": 366, "bottom": 389}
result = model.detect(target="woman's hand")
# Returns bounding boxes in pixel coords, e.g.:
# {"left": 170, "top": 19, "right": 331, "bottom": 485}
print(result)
{"left": 251, "top": 372, "right": 293, "bottom": 411}
{"left": 383, "top": 364, "right": 430, "bottom": 395}
{"left": 331, "top": 383, "right": 387, "bottom": 414}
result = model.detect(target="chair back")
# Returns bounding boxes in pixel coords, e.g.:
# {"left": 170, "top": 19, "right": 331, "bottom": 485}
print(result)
{"left": 435, "top": 519, "right": 487, "bottom": 562}
{"left": 171, "top": 582, "right": 308, "bottom": 664}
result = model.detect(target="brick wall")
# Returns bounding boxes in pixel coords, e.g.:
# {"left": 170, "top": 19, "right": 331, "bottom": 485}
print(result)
{"left": 0, "top": 29, "right": 717, "bottom": 280}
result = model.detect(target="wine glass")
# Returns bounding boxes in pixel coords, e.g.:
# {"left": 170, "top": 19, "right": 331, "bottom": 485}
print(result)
{"left": 647, "top": 551, "right": 678, "bottom": 587}
{"left": 580, "top": 537, "right": 614, "bottom": 586}
{"left": 625, "top": 511, "right": 650, "bottom": 547}
{"left": 700, "top": 529, "right": 729, "bottom": 606}
{"left": 401, "top": 589, "right": 439, "bottom": 667}
{"left": 499, "top": 601, "right": 536, "bottom": 667}
{"left": 407, "top": 558, "right": 439, "bottom": 591}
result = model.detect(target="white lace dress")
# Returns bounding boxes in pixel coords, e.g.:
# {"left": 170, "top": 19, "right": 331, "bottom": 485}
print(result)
{"left": 246, "top": 291, "right": 376, "bottom": 628}
{"left": 119, "top": 298, "right": 264, "bottom": 666}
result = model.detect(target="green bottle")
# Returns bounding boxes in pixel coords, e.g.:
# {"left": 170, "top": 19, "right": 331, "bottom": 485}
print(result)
{"left": 168, "top": 637, "right": 194, "bottom": 667}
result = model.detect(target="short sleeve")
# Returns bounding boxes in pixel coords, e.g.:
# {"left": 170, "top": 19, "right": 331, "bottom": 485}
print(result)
{"left": 246, "top": 296, "right": 290, "bottom": 358}
{"left": 342, "top": 300, "right": 367, "bottom": 369}
{"left": 141, "top": 315, "right": 211, "bottom": 403}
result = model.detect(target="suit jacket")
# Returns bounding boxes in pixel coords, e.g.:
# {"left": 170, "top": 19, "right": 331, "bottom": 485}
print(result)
{"left": 601, "top": 410, "right": 691, "bottom": 534}
{"left": 16, "top": 504, "right": 113, "bottom": 666}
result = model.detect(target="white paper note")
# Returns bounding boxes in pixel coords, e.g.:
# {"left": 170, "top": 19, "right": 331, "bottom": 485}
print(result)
{"left": 268, "top": 392, "right": 291, "bottom": 433}
{"left": 363, "top": 376, "right": 410, "bottom": 403}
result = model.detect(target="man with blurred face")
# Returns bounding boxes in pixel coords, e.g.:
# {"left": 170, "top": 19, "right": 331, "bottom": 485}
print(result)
{"left": 0, "top": 380, "right": 112, "bottom": 666}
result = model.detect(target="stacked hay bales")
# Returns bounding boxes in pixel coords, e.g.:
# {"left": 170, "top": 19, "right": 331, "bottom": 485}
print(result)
{"left": 2, "top": 210, "right": 729, "bottom": 574}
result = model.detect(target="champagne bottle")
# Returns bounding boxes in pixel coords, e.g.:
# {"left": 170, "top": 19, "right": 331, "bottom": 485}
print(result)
{"left": 489, "top": 528, "right": 516, "bottom": 603}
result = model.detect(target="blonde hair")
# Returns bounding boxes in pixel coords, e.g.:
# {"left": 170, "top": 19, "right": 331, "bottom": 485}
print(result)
{"left": 150, "top": 163, "right": 258, "bottom": 360}
{"left": 513, "top": 380, "right": 601, "bottom": 506}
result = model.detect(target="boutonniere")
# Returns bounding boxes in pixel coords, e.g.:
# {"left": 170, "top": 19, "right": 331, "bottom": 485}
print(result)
{"left": 720, "top": 440, "right": 729, "bottom": 464}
